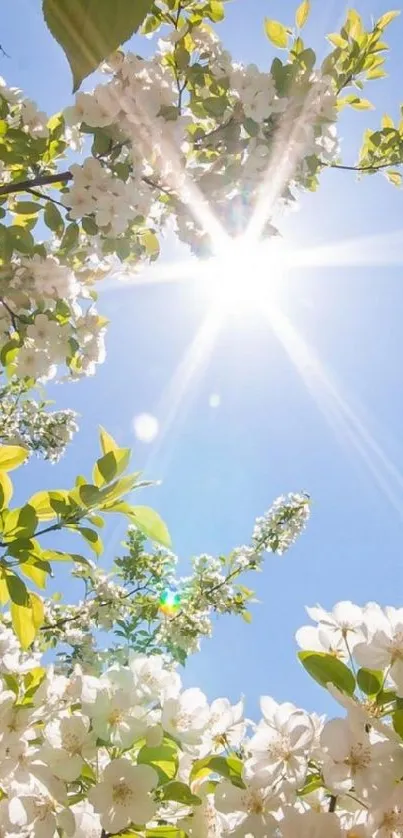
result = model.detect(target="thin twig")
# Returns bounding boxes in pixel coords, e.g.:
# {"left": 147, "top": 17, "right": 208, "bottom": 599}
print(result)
{"left": 0, "top": 298, "right": 18, "bottom": 331}
{"left": 329, "top": 795, "right": 337, "bottom": 813}
{"left": 326, "top": 159, "right": 403, "bottom": 172}
{"left": 26, "top": 187, "right": 67, "bottom": 209}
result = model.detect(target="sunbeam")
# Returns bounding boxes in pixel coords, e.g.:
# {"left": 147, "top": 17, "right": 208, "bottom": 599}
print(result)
{"left": 137, "top": 304, "right": 222, "bottom": 479}
{"left": 263, "top": 302, "right": 403, "bottom": 519}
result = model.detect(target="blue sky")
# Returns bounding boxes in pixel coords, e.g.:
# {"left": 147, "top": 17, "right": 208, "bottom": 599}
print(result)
{"left": 3, "top": 0, "right": 403, "bottom": 719}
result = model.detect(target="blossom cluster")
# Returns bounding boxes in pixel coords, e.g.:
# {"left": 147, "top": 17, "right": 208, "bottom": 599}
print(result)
{"left": 0, "top": 256, "right": 107, "bottom": 382}
{"left": 39, "top": 494, "right": 310, "bottom": 670}
{"left": 62, "top": 27, "right": 339, "bottom": 256}
{"left": 2, "top": 597, "right": 403, "bottom": 837}
{"left": 0, "top": 382, "right": 78, "bottom": 462}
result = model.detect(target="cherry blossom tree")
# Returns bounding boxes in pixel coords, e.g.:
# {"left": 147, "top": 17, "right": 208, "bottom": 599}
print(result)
{"left": 0, "top": 1, "right": 403, "bottom": 836}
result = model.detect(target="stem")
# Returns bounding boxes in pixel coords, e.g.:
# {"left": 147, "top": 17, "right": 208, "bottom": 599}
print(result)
{"left": 26, "top": 187, "right": 67, "bottom": 209}
{"left": 328, "top": 795, "right": 337, "bottom": 812}
{"left": 0, "top": 298, "right": 18, "bottom": 331}
{"left": 325, "top": 159, "right": 403, "bottom": 172}
{"left": 344, "top": 634, "right": 357, "bottom": 677}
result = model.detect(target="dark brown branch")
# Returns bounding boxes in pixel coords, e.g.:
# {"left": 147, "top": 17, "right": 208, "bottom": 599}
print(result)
{"left": 0, "top": 171, "right": 72, "bottom": 196}
{"left": 1, "top": 170, "right": 173, "bottom": 203}
{"left": 329, "top": 795, "right": 337, "bottom": 813}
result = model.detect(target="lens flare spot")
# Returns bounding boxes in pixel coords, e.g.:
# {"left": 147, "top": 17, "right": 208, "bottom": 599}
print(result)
{"left": 133, "top": 413, "right": 159, "bottom": 443}
{"left": 159, "top": 588, "right": 181, "bottom": 615}
{"left": 209, "top": 393, "right": 221, "bottom": 408}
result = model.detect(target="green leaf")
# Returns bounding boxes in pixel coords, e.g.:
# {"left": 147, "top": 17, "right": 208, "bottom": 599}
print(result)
{"left": 99, "top": 426, "right": 119, "bottom": 454}
{"left": 299, "top": 774, "right": 323, "bottom": 795}
{"left": 138, "top": 742, "right": 179, "bottom": 783}
{"left": 160, "top": 781, "right": 202, "bottom": 806}
{"left": 71, "top": 525, "right": 103, "bottom": 556}
{"left": 357, "top": 668, "right": 383, "bottom": 696}
{"left": 375, "top": 10, "right": 400, "bottom": 30}
{"left": 0, "top": 444, "right": 29, "bottom": 471}
{"left": 77, "top": 484, "right": 102, "bottom": 508}
{"left": 393, "top": 708, "right": 403, "bottom": 738}
{"left": 296, "top": 0, "right": 310, "bottom": 29}
{"left": 24, "top": 666, "right": 46, "bottom": 700}
{"left": 190, "top": 755, "right": 245, "bottom": 788}
{"left": 12, "top": 202, "right": 41, "bottom": 215}
{"left": 298, "top": 651, "right": 356, "bottom": 696}
{"left": 82, "top": 216, "right": 98, "bottom": 236}
{"left": 97, "top": 473, "right": 141, "bottom": 506}
{"left": 28, "top": 490, "right": 67, "bottom": 521}
{"left": 2, "top": 504, "right": 38, "bottom": 540}
{"left": 44, "top": 201, "right": 64, "bottom": 234}
{"left": 264, "top": 19, "right": 288, "bottom": 48}
{"left": 6, "top": 571, "right": 29, "bottom": 606}
{"left": 42, "top": 0, "right": 155, "bottom": 91}
{"left": 92, "top": 448, "right": 131, "bottom": 487}
{"left": 203, "top": 97, "right": 228, "bottom": 117}
{"left": 129, "top": 506, "right": 171, "bottom": 547}
{"left": 8, "top": 226, "right": 34, "bottom": 254}
{"left": 60, "top": 221, "right": 79, "bottom": 251}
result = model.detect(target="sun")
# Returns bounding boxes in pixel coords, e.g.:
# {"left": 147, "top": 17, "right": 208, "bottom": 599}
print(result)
{"left": 199, "top": 236, "right": 289, "bottom": 314}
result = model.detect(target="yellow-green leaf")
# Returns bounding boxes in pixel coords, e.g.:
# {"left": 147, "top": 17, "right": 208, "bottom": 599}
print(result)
{"left": 12, "top": 202, "right": 41, "bottom": 215}
{"left": 0, "top": 567, "right": 9, "bottom": 604}
{"left": 296, "top": 0, "right": 310, "bottom": 29}
{"left": 43, "top": 0, "right": 155, "bottom": 91}
{"left": 68, "top": 525, "right": 103, "bottom": 556}
{"left": 129, "top": 506, "right": 171, "bottom": 548}
{"left": 0, "top": 471, "right": 13, "bottom": 509}
{"left": 343, "top": 96, "right": 373, "bottom": 110}
{"left": 375, "top": 10, "right": 400, "bottom": 30}
{"left": 28, "top": 490, "right": 59, "bottom": 521}
{"left": 99, "top": 426, "right": 119, "bottom": 455}
{"left": 19, "top": 560, "right": 49, "bottom": 590}
{"left": 327, "top": 33, "right": 348, "bottom": 48}
{"left": 11, "top": 601, "right": 36, "bottom": 649}
{"left": 386, "top": 169, "right": 402, "bottom": 186}
{"left": 92, "top": 448, "right": 131, "bottom": 487}
{"left": 0, "top": 444, "right": 28, "bottom": 471}
{"left": 30, "top": 592, "right": 45, "bottom": 629}
{"left": 382, "top": 114, "right": 394, "bottom": 128}
{"left": 264, "top": 19, "right": 288, "bottom": 48}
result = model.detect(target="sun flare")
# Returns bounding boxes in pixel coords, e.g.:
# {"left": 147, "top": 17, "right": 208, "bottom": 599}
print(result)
{"left": 200, "top": 236, "right": 289, "bottom": 314}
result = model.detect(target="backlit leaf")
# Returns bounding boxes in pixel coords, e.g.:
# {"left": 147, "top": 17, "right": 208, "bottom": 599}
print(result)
{"left": 129, "top": 506, "right": 171, "bottom": 547}
{"left": 264, "top": 19, "right": 288, "bottom": 48}
{"left": 296, "top": 0, "right": 310, "bottom": 29}
{"left": 43, "top": 0, "right": 155, "bottom": 91}
{"left": 0, "top": 445, "right": 28, "bottom": 471}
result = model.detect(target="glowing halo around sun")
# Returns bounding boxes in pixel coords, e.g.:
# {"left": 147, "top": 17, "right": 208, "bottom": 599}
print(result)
{"left": 198, "top": 235, "right": 290, "bottom": 314}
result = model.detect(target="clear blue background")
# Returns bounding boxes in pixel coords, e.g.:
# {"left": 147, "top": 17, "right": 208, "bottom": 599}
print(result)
{"left": 3, "top": 0, "right": 403, "bottom": 719}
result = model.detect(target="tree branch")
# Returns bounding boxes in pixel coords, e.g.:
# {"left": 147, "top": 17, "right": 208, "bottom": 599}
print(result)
{"left": 323, "top": 158, "right": 403, "bottom": 173}
{"left": 0, "top": 171, "right": 72, "bottom": 196}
